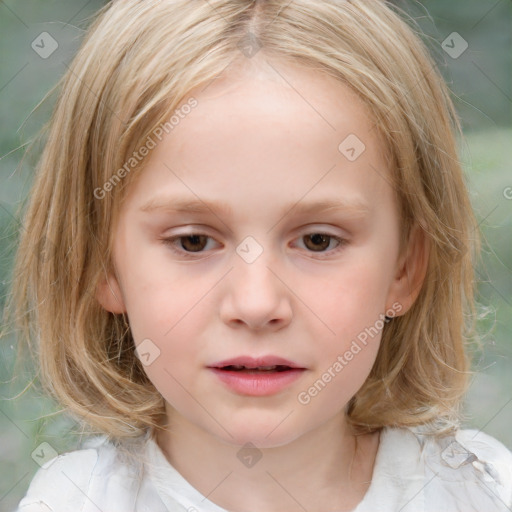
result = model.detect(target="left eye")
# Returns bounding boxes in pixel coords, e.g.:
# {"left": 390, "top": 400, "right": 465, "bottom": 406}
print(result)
{"left": 295, "top": 233, "right": 344, "bottom": 253}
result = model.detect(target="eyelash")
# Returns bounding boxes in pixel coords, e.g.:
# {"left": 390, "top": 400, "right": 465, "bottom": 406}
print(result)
{"left": 161, "top": 231, "right": 348, "bottom": 259}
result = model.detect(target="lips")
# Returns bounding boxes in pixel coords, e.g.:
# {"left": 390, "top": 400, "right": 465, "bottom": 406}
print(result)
{"left": 207, "top": 356, "right": 307, "bottom": 396}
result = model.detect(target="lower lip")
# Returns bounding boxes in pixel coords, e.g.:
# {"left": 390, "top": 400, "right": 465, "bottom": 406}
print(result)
{"left": 208, "top": 368, "right": 306, "bottom": 396}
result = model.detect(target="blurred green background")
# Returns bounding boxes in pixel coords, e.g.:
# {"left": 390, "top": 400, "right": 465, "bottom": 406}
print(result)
{"left": 0, "top": 0, "right": 511, "bottom": 510}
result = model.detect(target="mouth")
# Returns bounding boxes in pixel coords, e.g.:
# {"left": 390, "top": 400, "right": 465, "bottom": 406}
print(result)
{"left": 218, "top": 364, "right": 297, "bottom": 373}
{"left": 208, "top": 355, "right": 306, "bottom": 372}
{"left": 207, "top": 356, "right": 306, "bottom": 396}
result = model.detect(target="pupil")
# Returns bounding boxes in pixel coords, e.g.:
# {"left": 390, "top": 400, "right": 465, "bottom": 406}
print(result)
{"left": 305, "top": 234, "right": 329, "bottom": 251}
{"left": 182, "top": 235, "right": 207, "bottom": 252}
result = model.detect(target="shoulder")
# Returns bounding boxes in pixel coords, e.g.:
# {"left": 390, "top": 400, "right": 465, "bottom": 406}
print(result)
{"left": 385, "top": 425, "right": 512, "bottom": 468}
{"left": 453, "top": 428, "right": 512, "bottom": 476}
{"left": 15, "top": 435, "right": 138, "bottom": 512}
{"left": 381, "top": 426, "right": 512, "bottom": 511}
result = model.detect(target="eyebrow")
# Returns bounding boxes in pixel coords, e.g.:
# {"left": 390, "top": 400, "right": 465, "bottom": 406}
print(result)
{"left": 139, "top": 196, "right": 370, "bottom": 218}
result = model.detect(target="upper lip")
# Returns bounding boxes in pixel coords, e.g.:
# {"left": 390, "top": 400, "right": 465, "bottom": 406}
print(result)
{"left": 208, "top": 355, "right": 305, "bottom": 369}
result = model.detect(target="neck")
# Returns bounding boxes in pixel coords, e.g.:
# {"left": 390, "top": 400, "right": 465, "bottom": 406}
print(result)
{"left": 155, "top": 411, "right": 379, "bottom": 512}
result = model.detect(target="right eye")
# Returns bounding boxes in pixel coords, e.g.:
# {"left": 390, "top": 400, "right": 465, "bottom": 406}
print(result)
{"left": 161, "top": 233, "right": 221, "bottom": 258}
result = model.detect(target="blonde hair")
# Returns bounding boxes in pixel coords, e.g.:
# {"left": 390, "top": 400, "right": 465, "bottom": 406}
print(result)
{"left": 10, "top": 0, "right": 479, "bottom": 440}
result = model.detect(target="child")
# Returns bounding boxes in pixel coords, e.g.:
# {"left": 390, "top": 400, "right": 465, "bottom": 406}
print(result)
{"left": 10, "top": 0, "right": 512, "bottom": 510}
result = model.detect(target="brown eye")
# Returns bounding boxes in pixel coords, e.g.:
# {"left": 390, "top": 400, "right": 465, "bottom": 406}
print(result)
{"left": 179, "top": 235, "right": 209, "bottom": 252}
{"left": 162, "top": 231, "right": 221, "bottom": 259}
{"left": 303, "top": 234, "right": 333, "bottom": 252}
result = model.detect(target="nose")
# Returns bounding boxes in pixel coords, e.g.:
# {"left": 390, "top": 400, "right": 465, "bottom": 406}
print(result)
{"left": 219, "top": 251, "right": 293, "bottom": 332}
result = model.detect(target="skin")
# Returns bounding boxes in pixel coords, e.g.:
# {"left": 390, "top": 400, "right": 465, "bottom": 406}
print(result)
{"left": 97, "top": 55, "right": 428, "bottom": 512}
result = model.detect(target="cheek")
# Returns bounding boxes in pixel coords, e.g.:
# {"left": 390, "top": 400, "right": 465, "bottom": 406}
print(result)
{"left": 126, "top": 287, "right": 204, "bottom": 404}
{"left": 314, "top": 256, "right": 393, "bottom": 340}
{"left": 117, "top": 249, "right": 205, "bottom": 340}
{"left": 118, "top": 257, "right": 211, "bottom": 368}
{"left": 297, "top": 267, "right": 386, "bottom": 415}
{"left": 127, "top": 293, "right": 207, "bottom": 369}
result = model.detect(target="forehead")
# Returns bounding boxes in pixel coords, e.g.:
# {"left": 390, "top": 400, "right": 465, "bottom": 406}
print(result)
{"left": 184, "top": 55, "right": 378, "bottom": 144}
{"left": 123, "top": 55, "right": 394, "bottom": 218}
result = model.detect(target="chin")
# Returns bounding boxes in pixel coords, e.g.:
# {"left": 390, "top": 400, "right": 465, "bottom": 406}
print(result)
{"left": 212, "top": 416, "right": 306, "bottom": 450}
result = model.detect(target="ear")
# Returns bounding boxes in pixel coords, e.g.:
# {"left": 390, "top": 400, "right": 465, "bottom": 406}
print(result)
{"left": 385, "top": 223, "right": 430, "bottom": 316}
{"left": 96, "top": 270, "right": 126, "bottom": 314}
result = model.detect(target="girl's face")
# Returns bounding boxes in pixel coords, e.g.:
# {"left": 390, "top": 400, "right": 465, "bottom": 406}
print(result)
{"left": 98, "top": 57, "right": 426, "bottom": 448}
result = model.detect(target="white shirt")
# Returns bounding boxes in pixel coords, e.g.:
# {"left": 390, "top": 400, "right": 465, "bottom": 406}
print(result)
{"left": 15, "top": 426, "right": 512, "bottom": 512}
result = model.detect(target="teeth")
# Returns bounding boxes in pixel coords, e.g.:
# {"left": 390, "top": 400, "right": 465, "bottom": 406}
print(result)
{"left": 223, "top": 364, "right": 282, "bottom": 371}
